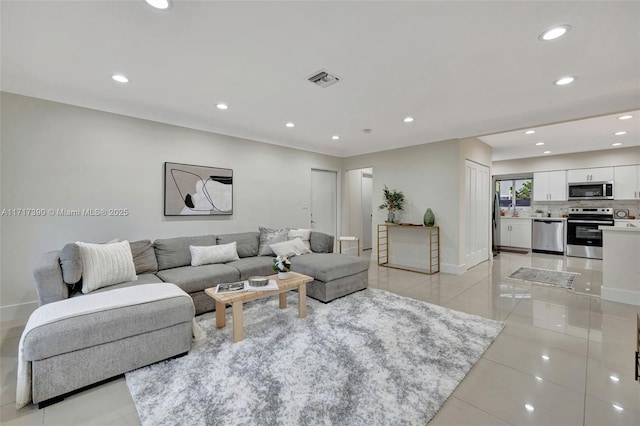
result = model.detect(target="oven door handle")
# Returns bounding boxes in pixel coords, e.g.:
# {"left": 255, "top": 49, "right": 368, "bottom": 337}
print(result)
{"left": 568, "top": 220, "right": 614, "bottom": 224}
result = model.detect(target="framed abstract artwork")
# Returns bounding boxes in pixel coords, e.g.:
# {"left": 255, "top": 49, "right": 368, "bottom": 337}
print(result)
{"left": 164, "top": 162, "right": 233, "bottom": 216}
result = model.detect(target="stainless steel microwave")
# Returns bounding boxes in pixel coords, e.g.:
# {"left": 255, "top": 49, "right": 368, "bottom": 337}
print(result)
{"left": 567, "top": 181, "right": 613, "bottom": 200}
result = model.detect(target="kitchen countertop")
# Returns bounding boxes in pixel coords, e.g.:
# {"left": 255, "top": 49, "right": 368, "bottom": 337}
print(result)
{"left": 600, "top": 225, "right": 640, "bottom": 233}
{"left": 500, "top": 216, "right": 567, "bottom": 220}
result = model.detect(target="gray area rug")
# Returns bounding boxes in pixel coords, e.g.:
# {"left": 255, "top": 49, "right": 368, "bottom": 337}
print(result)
{"left": 126, "top": 288, "right": 503, "bottom": 425}
{"left": 508, "top": 267, "right": 579, "bottom": 288}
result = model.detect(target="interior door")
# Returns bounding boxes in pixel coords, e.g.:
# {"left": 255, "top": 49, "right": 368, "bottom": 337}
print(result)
{"left": 361, "top": 172, "right": 373, "bottom": 250}
{"left": 465, "top": 160, "right": 490, "bottom": 269}
{"left": 311, "top": 169, "right": 337, "bottom": 248}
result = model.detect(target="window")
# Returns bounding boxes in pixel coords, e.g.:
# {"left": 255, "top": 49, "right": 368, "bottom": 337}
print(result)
{"left": 498, "top": 178, "right": 532, "bottom": 210}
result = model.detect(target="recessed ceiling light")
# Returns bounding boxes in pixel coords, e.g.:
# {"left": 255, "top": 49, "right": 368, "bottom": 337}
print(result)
{"left": 403, "top": 116, "right": 414, "bottom": 123}
{"left": 536, "top": 142, "right": 545, "bottom": 146}
{"left": 612, "top": 142, "right": 623, "bottom": 147}
{"left": 535, "top": 376, "right": 543, "bottom": 381}
{"left": 331, "top": 135, "right": 340, "bottom": 140}
{"left": 614, "top": 131, "right": 627, "bottom": 136}
{"left": 285, "top": 122, "right": 295, "bottom": 128}
{"left": 543, "top": 151, "right": 552, "bottom": 154}
{"left": 609, "top": 375, "right": 620, "bottom": 383}
{"left": 554, "top": 76, "right": 575, "bottom": 86}
{"left": 539, "top": 25, "right": 571, "bottom": 41}
{"left": 541, "top": 354, "right": 550, "bottom": 360}
{"left": 612, "top": 404, "right": 624, "bottom": 412}
{"left": 111, "top": 74, "right": 129, "bottom": 83}
{"left": 618, "top": 115, "right": 633, "bottom": 120}
{"left": 145, "top": 0, "right": 172, "bottom": 10}
{"left": 525, "top": 404, "right": 535, "bottom": 412}
{"left": 524, "top": 130, "right": 536, "bottom": 135}
{"left": 216, "top": 103, "right": 229, "bottom": 110}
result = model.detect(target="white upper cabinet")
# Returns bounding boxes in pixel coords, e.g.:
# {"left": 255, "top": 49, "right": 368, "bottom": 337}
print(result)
{"left": 614, "top": 165, "right": 640, "bottom": 200}
{"left": 533, "top": 171, "right": 567, "bottom": 201}
{"left": 567, "top": 167, "right": 614, "bottom": 183}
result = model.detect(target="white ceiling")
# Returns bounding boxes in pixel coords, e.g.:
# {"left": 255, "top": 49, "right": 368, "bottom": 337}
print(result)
{"left": 483, "top": 109, "right": 640, "bottom": 161}
{"left": 2, "top": 0, "right": 639, "bottom": 159}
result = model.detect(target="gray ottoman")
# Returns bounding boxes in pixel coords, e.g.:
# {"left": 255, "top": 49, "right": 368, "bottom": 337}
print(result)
{"left": 290, "top": 254, "right": 370, "bottom": 302}
{"left": 21, "top": 283, "right": 194, "bottom": 407}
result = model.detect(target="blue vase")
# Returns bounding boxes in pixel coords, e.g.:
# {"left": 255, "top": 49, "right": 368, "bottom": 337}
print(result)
{"left": 423, "top": 208, "right": 435, "bottom": 226}
{"left": 387, "top": 212, "right": 395, "bottom": 223}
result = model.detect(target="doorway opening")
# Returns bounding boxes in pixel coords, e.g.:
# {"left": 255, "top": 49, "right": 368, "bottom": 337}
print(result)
{"left": 344, "top": 167, "right": 373, "bottom": 257}
{"left": 311, "top": 169, "right": 338, "bottom": 251}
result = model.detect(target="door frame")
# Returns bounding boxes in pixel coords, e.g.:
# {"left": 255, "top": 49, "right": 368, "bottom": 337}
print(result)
{"left": 464, "top": 159, "right": 491, "bottom": 269}
{"left": 361, "top": 170, "right": 373, "bottom": 250}
{"left": 310, "top": 168, "right": 340, "bottom": 249}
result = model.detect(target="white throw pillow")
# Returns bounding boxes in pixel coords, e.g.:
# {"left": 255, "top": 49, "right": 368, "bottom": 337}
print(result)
{"left": 288, "top": 228, "right": 311, "bottom": 250}
{"left": 190, "top": 242, "right": 239, "bottom": 266}
{"left": 76, "top": 240, "right": 137, "bottom": 294}
{"left": 270, "top": 238, "right": 312, "bottom": 258}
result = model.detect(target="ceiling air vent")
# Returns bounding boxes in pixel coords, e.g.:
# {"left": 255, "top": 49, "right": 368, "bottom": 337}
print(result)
{"left": 307, "top": 70, "right": 340, "bottom": 88}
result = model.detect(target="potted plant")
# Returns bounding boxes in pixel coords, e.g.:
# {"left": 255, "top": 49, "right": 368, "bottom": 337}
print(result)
{"left": 378, "top": 185, "right": 406, "bottom": 223}
{"left": 535, "top": 209, "right": 544, "bottom": 218}
{"left": 272, "top": 255, "right": 291, "bottom": 279}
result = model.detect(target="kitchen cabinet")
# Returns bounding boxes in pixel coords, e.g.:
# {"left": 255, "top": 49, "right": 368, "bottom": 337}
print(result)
{"left": 614, "top": 165, "right": 640, "bottom": 200}
{"left": 567, "top": 167, "right": 613, "bottom": 183}
{"left": 601, "top": 227, "right": 640, "bottom": 306}
{"left": 500, "top": 218, "right": 532, "bottom": 249}
{"left": 533, "top": 171, "right": 567, "bottom": 201}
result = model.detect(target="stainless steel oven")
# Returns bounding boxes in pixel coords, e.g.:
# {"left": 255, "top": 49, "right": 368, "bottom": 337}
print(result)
{"left": 566, "top": 207, "right": 614, "bottom": 259}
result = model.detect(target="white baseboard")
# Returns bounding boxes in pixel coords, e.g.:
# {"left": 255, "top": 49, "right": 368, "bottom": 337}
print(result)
{"left": 441, "top": 263, "right": 466, "bottom": 275}
{"left": 0, "top": 301, "right": 38, "bottom": 322}
{"left": 600, "top": 286, "right": 640, "bottom": 307}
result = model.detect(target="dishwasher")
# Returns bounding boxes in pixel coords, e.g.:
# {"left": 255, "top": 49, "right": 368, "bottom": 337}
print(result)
{"left": 532, "top": 219, "right": 565, "bottom": 255}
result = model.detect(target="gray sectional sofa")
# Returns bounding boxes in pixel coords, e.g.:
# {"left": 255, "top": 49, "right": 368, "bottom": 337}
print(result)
{"left": 34, "top": 230, "right": 370, "bottom": 314}
{"left": 24, "top": 229, "right": 369, "bottom": 407}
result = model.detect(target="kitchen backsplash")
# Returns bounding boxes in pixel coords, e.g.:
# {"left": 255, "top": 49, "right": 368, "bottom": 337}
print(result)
{"left": 528, "top": 199, "right": 640, "bottom": 218}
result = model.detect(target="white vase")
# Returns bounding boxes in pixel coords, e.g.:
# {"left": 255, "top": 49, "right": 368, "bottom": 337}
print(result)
{"left": 278, "top": 271, "right": 289, "bottom": 279}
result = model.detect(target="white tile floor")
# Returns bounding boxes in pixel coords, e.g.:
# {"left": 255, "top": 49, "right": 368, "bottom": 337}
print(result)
{"left": 1, "top": 251, "right": 638, "bottom": 425}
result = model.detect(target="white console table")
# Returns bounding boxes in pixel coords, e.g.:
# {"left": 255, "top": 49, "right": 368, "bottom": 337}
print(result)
{"left": 377, "top": 224, "right": 440, "bottom": 274}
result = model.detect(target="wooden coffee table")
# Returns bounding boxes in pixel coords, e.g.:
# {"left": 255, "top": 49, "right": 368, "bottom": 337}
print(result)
{"left": 204, "top": 272, "right": 313, "bottom": 343}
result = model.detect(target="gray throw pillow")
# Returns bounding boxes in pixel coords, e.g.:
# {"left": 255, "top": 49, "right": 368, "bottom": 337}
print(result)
{"left": 217, "top": 232, "right": 259, "bottom": 258}
{"left": 310, "top": 231, "right": 335, "bottom": 253}
{"left": 154, "top": 235, "right": 217, "bottom": 270}
{"left": 59, "top": 243, "right": 82, "bottom": 284}
{"left": 258, "top": 227, "right": 289, "bottom": 256}
{"left": 130, "top": 240, "right": 158, "bottom": 274}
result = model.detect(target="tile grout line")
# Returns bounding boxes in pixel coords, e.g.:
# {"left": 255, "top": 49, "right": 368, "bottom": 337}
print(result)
{"left": 582, "top": 297, "right": 593, "bottom": 426}
{"left": 448, "top": 395, "right": 516, "bottom": 426}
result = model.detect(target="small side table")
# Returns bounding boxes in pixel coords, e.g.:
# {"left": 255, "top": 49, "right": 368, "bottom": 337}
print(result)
{"left": 338, "top": 236, "right": 360, "bottom": 256}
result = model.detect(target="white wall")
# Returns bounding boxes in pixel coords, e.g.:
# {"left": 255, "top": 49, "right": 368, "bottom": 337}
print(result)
{"left": 343, "top": 140, "right": 463, "bottom": 272}
{"left": 0, "top": 93, "right": 342, "bottom": 319}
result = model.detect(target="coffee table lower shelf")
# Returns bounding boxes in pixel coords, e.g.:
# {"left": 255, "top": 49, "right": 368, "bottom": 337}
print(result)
{"left": 204, "top": 272, "right": 313, "bottom": 343}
